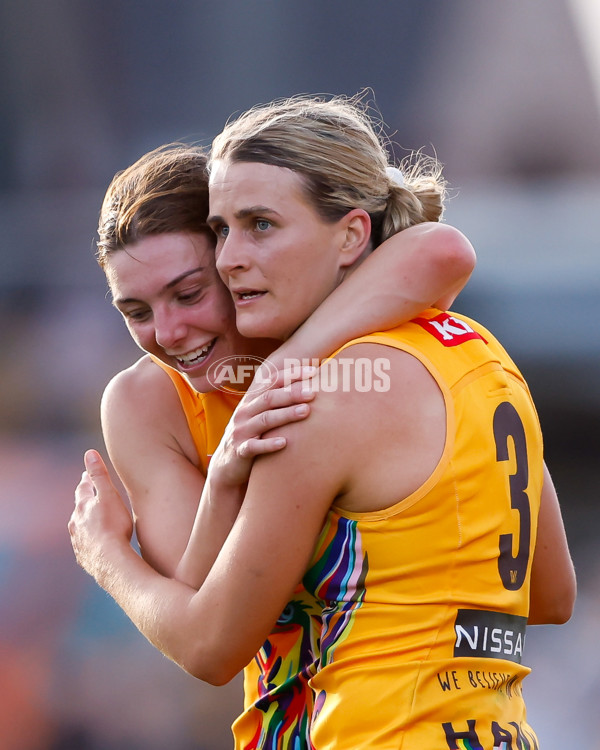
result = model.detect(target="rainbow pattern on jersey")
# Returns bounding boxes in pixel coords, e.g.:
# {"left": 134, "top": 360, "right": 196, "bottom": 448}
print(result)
{"left": 303, "top": 515, "right": 368, "bottom": 666}
{"left": 244, "top": 592, "right": 322, "bottom": 749}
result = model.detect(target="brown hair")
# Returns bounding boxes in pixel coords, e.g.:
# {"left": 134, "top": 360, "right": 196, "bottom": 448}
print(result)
{"left": 97, "top": 143, "right": 212, "bottom": 268}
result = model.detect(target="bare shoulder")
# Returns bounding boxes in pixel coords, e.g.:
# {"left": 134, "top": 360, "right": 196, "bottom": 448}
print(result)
{"left": 337, "top": 344, "right": 447, "bottom": 513}
{"left": 319, "top": 341, "right": 441, "bottom": 416}
{"left": 101, "top": 355, "right": 191, "bottom": 439}
{"left": 269, "top": 342, "right": 441, "bottom": 442}
{"left": 100, "top": 357, "right": 206, "bottom": 577}
{"left": 101, "top": 355, "right": 197, "bottom": 462}
{"left": 255, "top": 342, "right": 446, "bottom": 514}
{"left": 102, "top": 355, "right": 179, "bottom": 415}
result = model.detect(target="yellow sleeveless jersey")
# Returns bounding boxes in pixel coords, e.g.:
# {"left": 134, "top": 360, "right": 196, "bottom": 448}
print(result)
{"left": 149, "top": 356, "right": 323, "bottom": 749}
{"left": 303, "top": 310, "right": 542, "bottom": 750}
{"left": 149, "top": 355, "right": 239, "bottom": 473}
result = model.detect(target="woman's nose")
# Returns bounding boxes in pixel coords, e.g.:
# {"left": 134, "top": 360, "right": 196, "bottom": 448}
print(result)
{"left": 154, "top": 308, "right": 187, "bottom": 350}
{"left": 215, "top": 230, "right": 250, "bottom": 280}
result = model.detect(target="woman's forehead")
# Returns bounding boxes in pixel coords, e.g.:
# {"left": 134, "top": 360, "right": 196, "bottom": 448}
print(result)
{"left": 106, "top": 233, "right": 217, "bottom": 291}
{"left": 209, "top": 160, "right": 306, "bottom": 207}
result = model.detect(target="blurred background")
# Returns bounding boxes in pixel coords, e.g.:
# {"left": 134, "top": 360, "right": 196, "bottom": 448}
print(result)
{"left": 1, "top": 1, "right": 598, "bottom": 748}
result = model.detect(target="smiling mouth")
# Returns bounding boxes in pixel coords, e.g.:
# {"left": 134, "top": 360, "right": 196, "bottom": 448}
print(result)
{"left": 175, "top": 339, "right": 216, "bottom": 369}
{"left": 235, "top": 290, "right": 266, "bottom": 302}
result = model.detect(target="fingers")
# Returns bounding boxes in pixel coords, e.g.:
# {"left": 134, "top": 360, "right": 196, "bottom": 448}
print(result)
{"left": 73, "top": 452, "right": 117, "bottom": 512}
{"left": 248, "top": 364, "right": 317, "bottom": 395}
{"left": 71, "top": 471, "right": 95, "bottom": 546}
{"left": 84, "top": 449, "right": 108, "bottom": 476}
{"left": 253, "top": 401, "right": 311, "bottom": 435}
{"left": 231, "top": 389, "right": 312, "bottom": 447}
{"left": 276, "top": 364, "right": 318, "bottom": 389}
{"left": 238, "top": 436, "right": 287, "bottom": 458}
{"left": 70, "top": 451, "right": 133, "bottom": 549}
{"left": 242, "top": 378, "right": 315, "bottom": 419}
{"left": 237, "top": 400, "right": 313, "bottom": 457}
{"left": 83, "top": 449, "right": 116, "bottom": 492}
{"left": 75, "top": 470, "right": 93, "bottom": 499}
{"left": 218, "top": 368, "right": 317, "bottom": 470}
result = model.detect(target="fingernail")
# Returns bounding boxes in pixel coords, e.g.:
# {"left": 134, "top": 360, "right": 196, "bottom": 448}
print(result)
{"left": 295, "top": 404, "right": 309, "bottom": 415}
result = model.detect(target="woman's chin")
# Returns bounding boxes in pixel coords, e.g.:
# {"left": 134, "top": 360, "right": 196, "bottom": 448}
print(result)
{"left": 236, "top": 315, "right": 289, "bottom": 342}
{"left": 184, "top": 372, "right": 211, "bottom": 393}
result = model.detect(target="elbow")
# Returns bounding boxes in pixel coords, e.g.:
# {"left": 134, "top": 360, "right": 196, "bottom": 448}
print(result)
{"left": 186, "top": 663, "right": 238, "bottom": 687}
{"left": 530, "top": 601, "right": 575, "bottom": 626}
{"left": 433, "top": 224, "right": 477, "bottom": 279}
{"left": 553, "top": 605, "right": 575, "bottom": 625}
{"left": 529, "top": 580, "right": 577, "bottom": 626}
{"left": 168, "top": 601, "right": 255, "bottom": 685}
{"left": 553, "top": 581, "right": 577, "bottom": 624}
{"left": 410, "top": 223, "right": 476, "bottom": 310}
{"left": 180, "top": 644, "right": 242, "bottom": 686}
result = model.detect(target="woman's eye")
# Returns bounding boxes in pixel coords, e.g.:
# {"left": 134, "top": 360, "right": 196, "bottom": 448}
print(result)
{"left": 125, "top": 309, "right": 150, "bottom": 322}
{"left": 256, "top": 219, "right": 271, "bottom": 231}
{"left": 210, "top": 223, "right": 228, "bottom": 241}
{"left": 177, "top": 288, "right": 204, "bottom": 304}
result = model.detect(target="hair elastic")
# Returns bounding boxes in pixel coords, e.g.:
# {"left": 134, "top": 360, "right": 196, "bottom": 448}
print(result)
{"left": 385, "top": 165, "right": 405, "bottom": 188}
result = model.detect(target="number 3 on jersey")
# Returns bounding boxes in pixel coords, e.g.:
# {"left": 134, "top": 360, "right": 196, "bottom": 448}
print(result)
{"left": 493, "top": 401, "right": 531, "bottom": 590}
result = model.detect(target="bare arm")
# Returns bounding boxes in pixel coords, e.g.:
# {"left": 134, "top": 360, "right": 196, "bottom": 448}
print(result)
{"left": 269, "top": 222, "right": 475, "bottom": 368}
{"left": 528, "top": 462, "right": 576, "bottom": 624}
{"left": 70, "top": 414, "right": 341, "bottom": 686}
{"left": 102, "top": 357, "right": 315, "bottom": 583}
{"left": 175, "top": 372, "right": 316, "bottom": 589}
{"left": 68, "top": 347, "right": 432, "bottom": 685}
{"left": 101, "top": 357, "right": 210, "bottom": 577}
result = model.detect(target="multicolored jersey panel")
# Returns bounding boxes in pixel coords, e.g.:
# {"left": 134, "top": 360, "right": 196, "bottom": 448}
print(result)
{"left": 232, "top": 584, "right": 323, "bottom": 749}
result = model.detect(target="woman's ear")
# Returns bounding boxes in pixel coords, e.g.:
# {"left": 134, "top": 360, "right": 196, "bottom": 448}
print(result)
{"left": 338, "top": 208, "right": 372, "bottom": 268}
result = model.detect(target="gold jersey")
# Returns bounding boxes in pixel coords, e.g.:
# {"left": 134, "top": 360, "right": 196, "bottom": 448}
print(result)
{"left": 304, "top": 310, "right": 542, "bottom": 749}
{"left": 149, "top": 355, "right": 240, "bottom": 473}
